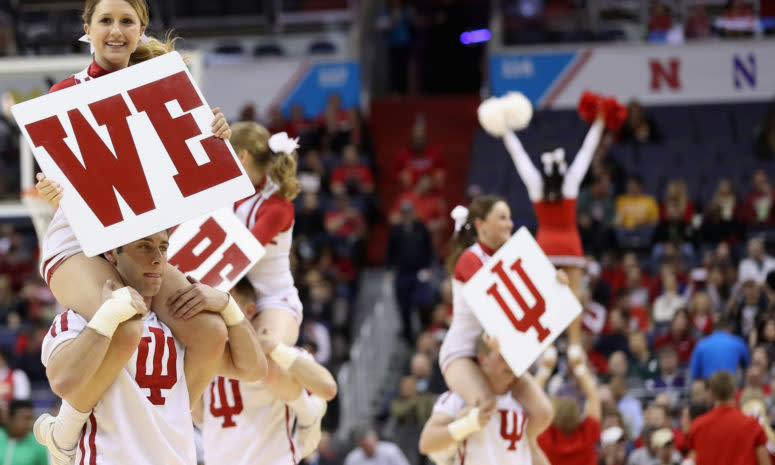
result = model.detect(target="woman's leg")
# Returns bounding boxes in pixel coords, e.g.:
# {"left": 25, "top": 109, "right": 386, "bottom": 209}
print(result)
{"left": 442, "top": 358, "right": 496, "bottom": 411}
{"left": 151, "top": 264, "right": 228, "bottom": 401}
{"left": 562, "top": 265, "right": 584, "bottom": 352}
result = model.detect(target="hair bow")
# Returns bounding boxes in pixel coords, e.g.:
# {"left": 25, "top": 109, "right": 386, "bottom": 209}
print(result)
{"left": 268, "top": 132, "right": 300, "bottom": 155}
{"left": 450, "top": 205, "right": 469, "bottom": 233}
{"left": 540, "top": 148, "right": 566, "bottom": 176}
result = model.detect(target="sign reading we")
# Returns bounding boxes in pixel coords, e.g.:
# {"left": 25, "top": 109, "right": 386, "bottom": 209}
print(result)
{"left": 462, "top": 227, "right": 581, "bottom": 376}
{"left": 167, "top": 208, "right": 264, "bottom": 292}
{"left": 11, "top": 52, "right": 254, "bottom": 257}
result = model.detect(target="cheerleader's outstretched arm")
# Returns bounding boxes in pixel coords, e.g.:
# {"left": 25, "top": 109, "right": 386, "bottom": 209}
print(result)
{"left": 563, "top": 117, "right": 604, "bottom": 199}
{"left": 503, "top": 131, "right": 543, "bottom": 202}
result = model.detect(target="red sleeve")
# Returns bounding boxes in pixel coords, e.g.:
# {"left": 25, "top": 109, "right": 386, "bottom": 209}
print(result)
{"left": 537, "top": 425, "right": 554, "bottom": 451}
{"left": 453, "top": 250, "right": 483, "bottom": 283}
{"left": 583, "top": 417, "right": 601, "bottom": 445}
{"left": 49, "top": 77, "right": 77, "bottom": 93}
{"left": 751, "top": 419, "right": 768, "bottom": 447}
{"left": 330, "top": 167, "right": 346, "bottom": 185}
{"left": 249, "top": 196, "right": 294, "bottom": 246}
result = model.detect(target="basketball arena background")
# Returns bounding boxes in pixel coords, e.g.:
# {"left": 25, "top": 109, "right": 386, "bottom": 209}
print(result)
{"left": 0, "top": 1, "right": 775, "bottom": 464}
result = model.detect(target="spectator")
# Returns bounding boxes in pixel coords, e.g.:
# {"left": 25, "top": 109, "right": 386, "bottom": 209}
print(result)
{"left": 626, "top": 425, "right": 658, "bottom": 465}
{"left": 377, "top": 0, "right": 414, "bottom": 94}
{"left": 688, "top": 292, "right": 713, "bottom": 336}
{"left": 685, "top": 5, "right": 712, "bottom": 39}
{"left": 742, "top": 169, "right": 775, "bottom": 227}
{"left": 619, "top": 100, "right": 662, "bottom": 144}
{"left": 389, "top": 175, "right": 447, "bottom": 244}
{"left": 295, "top": 192, "right": 326, "bottom": 243}
{"left": 641, "top": 404, "right": 687, "bottom": 454}
{"left": 651, "top": 428, "right": 680, "bottom": 465}
{"left": 645, "top": 346, "right": 685, "bottom": 392}
{"left": 628, "top": 332, "right": 657, "bottom": 381}
{"left": 688, "top": 370, "right": 770, "bottom": 465}
{"left": 700, "top": 179, "right": 742, "bottom": 247}
{"left": 343, "top": 425, "right": 410, "bottom": 465}
{"left": 578, "top": 172, "right": 616, "bottom": 256}
{"left": 389, "top": 375, "right": 435, "bottom": 427}
{"left": 738, "top": 237, "right": 775, "bottom": 286}
{"left": 660, "top": 180, "right": 694, "bottom": 225}
{"left": 324, "top": 194, "right": 366, "bottom": 245}
{"left": 755, "top": 107, "right": 775, "bottom": 160}
{"left": 595, "top": 307, "right": 631, "bottom": 358}
{"left": 538, "top": 352, "right": 601, "bottom": 465}
{"left": 750, "top": 316, "right": 775, "bottom": 362}
{"left": 652, "top": 268, "right": 686, "bottom": 327}
{"left": 306, "top": 430, "right": 344, "bottom": 465}
{"left": 298, "top": 149, "right": 328, "bottom": 194}
{"left": 0, "top": 350, "right": 29, "bottom": 403}
{"left": 331, "top": 144, "right": 375, "bottom": 197}
{"left": 386, "top": 202, "right": 434, "bottom": 344}
{"left": 720, "top": 0, "right": 756, "bottom": 37}
{"left": 611, "top": 375, "right": 644, "bottom": 439}
{"left": 600, "top": 425, "right": 628, "bottom": 465}
{"left": 287, "top": 103, "right": 313, "bottom": 140}
{"left": 394, "top": 118, "right": 445, "bottom": 190}
{"left": 728, "top": 278, "right": 769, "bottom": 338}
{"left": 738, "top": 365, "right": 771, "bottom": 405}
{"left": 690, "top": 379, "right": 712, "bottom": 405}
{"left": 647, "top": 1, "right": 672, "bottom": 35}
{"left": 604, "top": 350, "right": 630, "bottom": 383}
{"left": 409, "top": 352, "right": 433, "bottom": 393}
{"left": 690, "top": 319, "right": 750, "bottom": 380}
{"left": 0, "top": 400, "right": 48, "bottom": 465}
{"left": 655, "top": 309, "right": 696, "bottom": 365}
{"left": 615, "top": 177, "right": 659, "bottom": 249}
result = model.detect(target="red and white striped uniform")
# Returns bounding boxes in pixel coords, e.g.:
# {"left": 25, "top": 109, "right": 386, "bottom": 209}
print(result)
{"left": 439, "top": 241, "right": 494, "bottom": 373}
{"left": 234, "top": 175, "right": 302, "bottom": 323}
{"left": 42, "top": 310, "right": 196, "bottom": 465}
{"left": 503, "top": 120, "right": 603, "bottom": 268}
{"left": 200, "top": 348, "right": 315, "bottom": 465}
{"left": 39, "top": 61, "right": 113, "bottom": 284}
{"left": 433, "top": 391, "right": 532, "bottom": 465}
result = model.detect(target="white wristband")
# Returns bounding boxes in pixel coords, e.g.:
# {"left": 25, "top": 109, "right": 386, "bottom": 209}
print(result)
{"left": 573, "top": 363, "right": 589, "bottom": 378}
{"left": 270, "top": 343, "right": 299, "bottom": 371}
{"left": 87, "top": 287, "right": 137, "bottom": 338}
{"left": 536, "top": 366, "right": 552, "bottom": 379}
{"left": 220, "top": 295, "right": 244, "bottom": 326}
{"left": 568, "top": 344, "right": 584, "bottom": 362}
{"left": 448, "top": 407, "right": 481, "bottom": 441}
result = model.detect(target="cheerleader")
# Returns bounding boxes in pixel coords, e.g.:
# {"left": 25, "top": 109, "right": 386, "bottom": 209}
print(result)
{"left": 33, "top": 1, "right": 233, "bottom": 461}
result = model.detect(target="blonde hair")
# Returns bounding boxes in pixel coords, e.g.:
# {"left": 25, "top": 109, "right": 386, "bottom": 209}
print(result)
{"left": 230, "top": 122, "right": 301, "bottom": 201}
{"left": 82, "top": 0, "right": 179, "bottom": 66}
{"left": 553, "top": 397, "right": 581, "bottom": 435}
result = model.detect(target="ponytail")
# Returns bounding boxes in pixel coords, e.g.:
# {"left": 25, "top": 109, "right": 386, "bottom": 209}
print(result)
{"left": 129, "top": 33, "right": 179, "bottom": 66}
{"left": 445, "top": 195, "right": 504, "bottom": 274}
{"left": 270, "top": 152, "right": 301, "bottom": 201}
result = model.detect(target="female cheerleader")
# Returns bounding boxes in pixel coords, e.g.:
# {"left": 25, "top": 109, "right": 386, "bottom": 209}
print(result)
{"left": 33, "top": 0, "right": 236, "bottom": 461}
{"left": 439, "top": 195, "right": 562, "bottom": 434}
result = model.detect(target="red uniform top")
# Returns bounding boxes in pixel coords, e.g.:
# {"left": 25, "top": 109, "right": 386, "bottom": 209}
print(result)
{"left": 688, "top": 405, "right": 768, "bottom": 465}
{"left": 50, "top": 60, "right": 111, "bottom": 93}
{"left": 537, "top": 417, "right": 600, "bottom": 465}
{"left": 534, "top": 198, "right": 584, "bottom": 260}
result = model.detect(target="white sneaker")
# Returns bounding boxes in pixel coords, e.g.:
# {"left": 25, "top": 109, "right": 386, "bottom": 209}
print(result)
{"left": 296, "top": 396, "right": 327, "bottom": 459}
{"left": 33, "top": 414, "right": 76, "bottom": 465}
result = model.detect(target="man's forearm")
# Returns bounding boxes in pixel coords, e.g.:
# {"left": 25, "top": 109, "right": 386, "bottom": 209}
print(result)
{"left": 218, "top": 320, "right": 266, "bottom": 381}
{"left": 287, "top": 355, "right": 338, "bottom": 400}
{"left": 46, "top": 328, "right": 113, "bottom": 398}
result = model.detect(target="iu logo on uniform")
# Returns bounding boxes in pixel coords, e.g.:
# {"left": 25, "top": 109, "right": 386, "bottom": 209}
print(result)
{"left": 209, "top": 377, "right": 244, "bottom": 428}
{"left": 499, "top": 409, "right": 527, "bottom": 451}
{"left": 135, "top": 327, "right": 178, "bottom": 405}
{"left": 486, "top": 258, "right": 550, "bottom": 342}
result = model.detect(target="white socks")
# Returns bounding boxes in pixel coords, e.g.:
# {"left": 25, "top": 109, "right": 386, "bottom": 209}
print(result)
{"left": 52, "top": 401, "right": 90, "bottom": 451}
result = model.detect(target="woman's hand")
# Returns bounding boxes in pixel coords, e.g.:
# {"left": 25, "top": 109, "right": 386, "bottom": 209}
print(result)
{"left": 35, "top": 173, "right": 63, "bottom": 208}
{"left": 167, "top": 275, "right": 230, "bottom": 319}
{"left": 211, "top": 107, "right": 232, "bottom": 140}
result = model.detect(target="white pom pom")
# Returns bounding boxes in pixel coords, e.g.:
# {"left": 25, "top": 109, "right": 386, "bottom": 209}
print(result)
{"left": 500, "top": 92, "right": 533, "bottom": 131}
{"left": 477, "top": 97, "right": 508, "bottom": 137}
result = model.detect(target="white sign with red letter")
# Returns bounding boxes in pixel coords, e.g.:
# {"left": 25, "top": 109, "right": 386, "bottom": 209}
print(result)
{"left": 10, "top": 52, "right": 254, "bottom": 257}
{"left": 167, "top": 208, "right": 264, "bottom": 292}
{"left": 462, "top": 227, "right": 582, "bottom": 376}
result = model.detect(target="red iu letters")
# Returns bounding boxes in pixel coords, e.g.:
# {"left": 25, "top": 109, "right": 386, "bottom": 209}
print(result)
{"left": 486, "top": 259, "right": 551, "bottom": 342}
{"left": 209, "top": 377, "right": 244, "bottom": 428}
{"left": 499, "top": 409, "right": 526, "bottom": 451}
{"left": 136, "top": 327, "right": 178, "bottom": 405}
{"left": 25, "top": 95, "right": 156, "bottom": 227}
{"left": 127, "top": 71, "right": 242, "bottom": 196}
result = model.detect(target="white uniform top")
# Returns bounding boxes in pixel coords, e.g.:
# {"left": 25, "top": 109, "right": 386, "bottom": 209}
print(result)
{"left": 40, "top": 207, "right": 81, "bottom": 285}
{"left": 233, "top": 176, "right": 302, "bottom": 320}
{"left": 201, "top": 348, "right": 314, "bottom": 465}
{"left": 433, "top": 391, "right": 532, "bottom": 465}
{"left": 439, "top": 242, "right": 492, "bottom": 373}
{"left": 503, "top": 119, "right": 603, "bottom": 202}
{"left": 42, "top": 310, "right": 196, "bottom": 465}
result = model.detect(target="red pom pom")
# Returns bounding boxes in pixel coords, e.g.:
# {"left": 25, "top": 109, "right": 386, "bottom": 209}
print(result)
{"left": 577, "top": 90, "right": 602, "bottom": 123}
{"left": 602, "top": 97, "right": 628, "bottom": 131}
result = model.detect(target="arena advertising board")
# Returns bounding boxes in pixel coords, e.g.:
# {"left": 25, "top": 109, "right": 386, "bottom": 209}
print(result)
{"left": 10, "top": 52, "right": 254, "bottom": 257}
{"left": 168, "top": 208, "right": 265, "bottom": 292}
{"left": 462, "top": 227, "right": 582, "bottom": 376}
{"left": 490, "top": 40, "right": 775, "bottom": 108}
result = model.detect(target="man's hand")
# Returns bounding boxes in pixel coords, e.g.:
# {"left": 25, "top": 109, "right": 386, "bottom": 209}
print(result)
{"left": 102, "top": 280, "right": 147, "bottom": 316}
{"left": 167, "top": 276, "right": 229, "bottom": 319}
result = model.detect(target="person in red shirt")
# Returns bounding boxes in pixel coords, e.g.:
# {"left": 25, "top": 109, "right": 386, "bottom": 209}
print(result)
{"left": 688, "top": 370, "right": 771, "bottom": 465}
{"left": 648, "top": 1, "right": 673, "bottom": 33}
{"left": 654, "top": 309, "right": 697, "bottom": 365}
{"left": 394, "top": 120, "right": 446, "bottom": 189}
{"left": 330, "top": 144, "right": 374, "bottom": 196}
{"left": 742, "top": 169, "right": 775, "bottom": 227}
{"left": 537, "top": 350, "right": 601, "bottom": 465}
